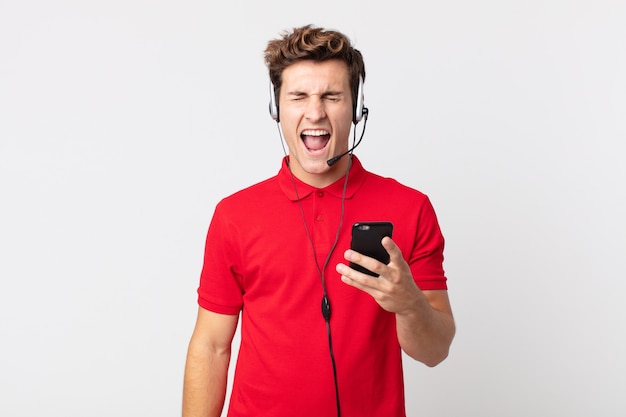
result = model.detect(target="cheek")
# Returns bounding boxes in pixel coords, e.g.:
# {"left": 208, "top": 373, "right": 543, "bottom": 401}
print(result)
{"left": 280, "top": 123, "right": 301, "bottom": 150}
{"left": 278, "top": 112, "right": 297, "bottom": 136}
{"left": 335, "top": 108, "right": 355, "bottom": 132}
{"left": 335, "top": 120, "right": 354, "bottom": 141}
{"left": 280, "top": 109, "right": 302, "bottom": 132}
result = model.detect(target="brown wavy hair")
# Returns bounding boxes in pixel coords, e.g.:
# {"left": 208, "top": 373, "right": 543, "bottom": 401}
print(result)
{"left": 264, "top": 25, "right": 366, "bottom": 110}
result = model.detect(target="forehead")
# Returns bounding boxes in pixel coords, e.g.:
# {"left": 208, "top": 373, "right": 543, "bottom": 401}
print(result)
{"left": 281, "top": 60, "right": 350, "bottom": 92}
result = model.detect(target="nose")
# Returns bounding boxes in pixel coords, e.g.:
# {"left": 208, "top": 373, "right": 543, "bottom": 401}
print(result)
{"left": 305, "top": 96, "right": 326, "bottom": 121}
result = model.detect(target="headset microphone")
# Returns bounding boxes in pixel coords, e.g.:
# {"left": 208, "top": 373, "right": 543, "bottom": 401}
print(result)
{"left": 326, "top": 107, "right": 369, "bottom": 166}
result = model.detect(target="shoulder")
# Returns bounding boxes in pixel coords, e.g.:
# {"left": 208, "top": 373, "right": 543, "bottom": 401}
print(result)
{"left": 362, "top": 170, "right": 430, "bottom": 203}
{"left": 210, "top": 174, "right": 289, "bottom": 229}
{"left": 217, "top": 175, "right": 279, "bottom": 209}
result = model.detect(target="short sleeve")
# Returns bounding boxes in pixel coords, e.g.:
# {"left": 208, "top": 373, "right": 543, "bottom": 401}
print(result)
{"left": 197, "top": 201, "right": 244, "bottom": 315}
{"left": 408, "top": 196, "right": 447, "bottom": 291}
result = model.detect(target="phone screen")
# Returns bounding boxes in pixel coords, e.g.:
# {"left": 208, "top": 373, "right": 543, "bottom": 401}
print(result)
{"left": 349, "top": 222, "right": 393, "bottom": 277}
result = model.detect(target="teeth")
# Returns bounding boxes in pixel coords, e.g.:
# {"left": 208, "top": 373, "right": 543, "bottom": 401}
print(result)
{"left": 301, "top": 129, "right": 329, "bottom": 136}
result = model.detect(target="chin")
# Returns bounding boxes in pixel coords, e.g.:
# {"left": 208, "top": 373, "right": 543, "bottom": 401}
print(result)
{"left": 302, "top": 160, "right": 331, "bottom": 174}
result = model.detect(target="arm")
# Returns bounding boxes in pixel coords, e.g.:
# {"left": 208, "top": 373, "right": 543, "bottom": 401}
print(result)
{"left": 395, "top": 289, "right": 455, "bottom": 366}
{"left": 336, "top": 237, "right": 455, "bottom": 367}
{"left": 183, "top": 307, "right": 239, "bottom": 417}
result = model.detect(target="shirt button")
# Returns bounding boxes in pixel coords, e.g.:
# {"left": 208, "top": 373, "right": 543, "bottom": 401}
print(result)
{"left": 316, "top": 215, "right": 324, "bottom": 222}
{"left": 317, "top": 191, "right": 324, "bottom": 198}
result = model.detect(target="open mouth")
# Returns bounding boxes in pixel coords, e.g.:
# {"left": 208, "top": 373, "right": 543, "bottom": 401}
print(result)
{"left": 301, "top": 129, "right": 331, "bottom": 153}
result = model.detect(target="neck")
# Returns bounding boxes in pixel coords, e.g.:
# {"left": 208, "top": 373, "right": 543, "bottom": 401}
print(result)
{"left": 287, "top": 156, "right": 351, "bottom": 188}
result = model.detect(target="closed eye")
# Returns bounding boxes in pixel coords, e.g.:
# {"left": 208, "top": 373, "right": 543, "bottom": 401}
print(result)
{"left": 286, "top": 92, "right": 345, "bottom": 102}
{"left": 322, "top": 92, "right": 344, "bottom": 102}
{"left": 289, "top": 93, "right": 307, "bottom": 101}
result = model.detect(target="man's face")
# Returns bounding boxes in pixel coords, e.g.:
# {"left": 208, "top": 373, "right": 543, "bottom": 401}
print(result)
{"left": 278, "top": 59, "right": 354, "bottom": 187}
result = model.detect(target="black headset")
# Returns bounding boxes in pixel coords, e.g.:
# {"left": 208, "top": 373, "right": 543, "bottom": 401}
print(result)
{"left": 269, "top": 75, "right": 365, "bottom": 125}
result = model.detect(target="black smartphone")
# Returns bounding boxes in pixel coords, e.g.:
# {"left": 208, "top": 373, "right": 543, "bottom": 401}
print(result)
{"left": 349, "top": 222, "right": 394, "bottom": 277}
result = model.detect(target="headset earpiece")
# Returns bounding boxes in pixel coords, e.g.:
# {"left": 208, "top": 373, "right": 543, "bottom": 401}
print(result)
{"left": 269, "top": 82, "right": 279, "bottom": 122}
{"left": 353, "top": 76, "right": 365, "bottom": 124}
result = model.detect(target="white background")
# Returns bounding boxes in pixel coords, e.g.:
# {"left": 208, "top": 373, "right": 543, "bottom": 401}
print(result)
{"left": 1, "top": 1, "right": 625, "bottom": 416}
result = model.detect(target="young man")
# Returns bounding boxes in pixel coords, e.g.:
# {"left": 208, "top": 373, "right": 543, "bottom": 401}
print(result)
{"left": 183, "top": 25, "right": 455, "bottom": 417}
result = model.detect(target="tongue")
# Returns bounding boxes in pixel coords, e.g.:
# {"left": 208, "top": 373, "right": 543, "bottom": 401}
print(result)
{"left": 303, "top": 135, "right": 329, "bottom": 151}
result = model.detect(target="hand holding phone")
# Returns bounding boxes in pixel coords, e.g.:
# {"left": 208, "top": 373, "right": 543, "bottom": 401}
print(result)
{"left": 349, "top": 222, "right": 394, "bottom": 277}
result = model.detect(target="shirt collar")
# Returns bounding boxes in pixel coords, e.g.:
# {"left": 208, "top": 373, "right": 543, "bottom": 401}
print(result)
{"left": 277, "top": 155, "right": 367, "bottom": 201}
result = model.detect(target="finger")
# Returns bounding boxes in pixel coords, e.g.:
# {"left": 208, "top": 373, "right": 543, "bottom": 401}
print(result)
{"left": 381, "top": 236, "right": 403, "bottom": 264}
{"left": 336, "top": 262, "right": 380, "bottom": 293}
{"left": 343, "top": 248, "right": 387, "bottom": 278}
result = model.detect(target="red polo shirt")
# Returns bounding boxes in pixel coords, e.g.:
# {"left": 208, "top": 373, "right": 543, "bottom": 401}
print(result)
{"left": 198, "top": 155, "right": 447, "bottom": 417}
